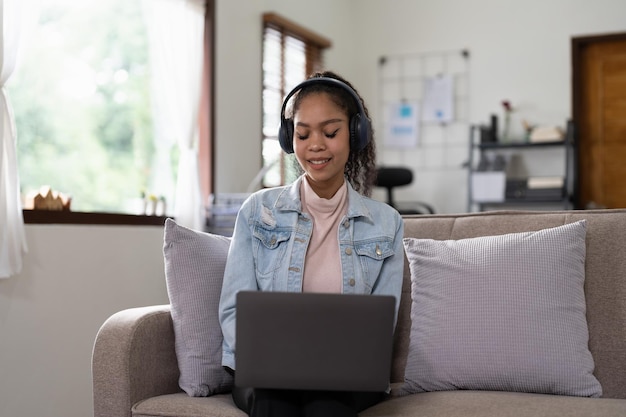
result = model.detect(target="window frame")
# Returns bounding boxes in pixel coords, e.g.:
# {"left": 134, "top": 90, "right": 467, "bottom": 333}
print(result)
{"left": 261, "top": 13, "right": 331, "bottom": 187}
{"left": 22, "top": 0, "right": 215, "bottom": 226}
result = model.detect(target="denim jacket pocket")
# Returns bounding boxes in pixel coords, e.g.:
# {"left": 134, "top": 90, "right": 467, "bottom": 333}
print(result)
{"left": 252, "top": 225, "right": 292, "bottom": 276}
{"left": 354, "top": 239, "right": 395, "bottom": 289}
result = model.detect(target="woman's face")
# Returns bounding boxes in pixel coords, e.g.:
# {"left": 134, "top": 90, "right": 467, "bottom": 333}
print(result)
{"left": 292, "top": 92, "right": 351, "bottom": 199}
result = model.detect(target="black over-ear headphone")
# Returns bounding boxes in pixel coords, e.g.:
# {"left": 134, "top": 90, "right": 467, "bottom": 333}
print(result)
{"left": 278, "top": 77, "right": 372, "bottom": 154}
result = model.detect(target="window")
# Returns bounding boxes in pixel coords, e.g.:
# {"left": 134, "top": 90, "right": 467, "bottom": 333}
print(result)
{"left": 261, "top": 13, "right": 331, "bottom": 187}
{"left": 10, "top": 0, "right": 214, "bottom": 223}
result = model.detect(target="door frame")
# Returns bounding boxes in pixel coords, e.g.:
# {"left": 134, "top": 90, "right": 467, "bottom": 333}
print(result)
{"left": 571, "top": 32, "right": 626, "bottom": 209}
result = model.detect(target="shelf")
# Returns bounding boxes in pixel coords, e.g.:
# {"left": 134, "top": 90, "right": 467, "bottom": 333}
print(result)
{"left": 467, "top": 121, "right": 576, "bottom": 212}
{"left": 477, "top": 140, "right": 565, "bottom": 150}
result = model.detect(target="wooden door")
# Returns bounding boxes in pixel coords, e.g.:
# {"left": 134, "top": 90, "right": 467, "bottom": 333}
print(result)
{"left": 573, "top": 33, "right": 626, "bottom": 209}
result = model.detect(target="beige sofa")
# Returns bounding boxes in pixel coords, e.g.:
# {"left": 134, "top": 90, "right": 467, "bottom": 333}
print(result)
{"left": 93, "top": 209, "right": 626, "bottom": 417}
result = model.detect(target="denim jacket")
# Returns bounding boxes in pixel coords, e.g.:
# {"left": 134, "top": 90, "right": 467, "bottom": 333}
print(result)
{"left": 218, "top": 176, "right": 404, "bottom": 370}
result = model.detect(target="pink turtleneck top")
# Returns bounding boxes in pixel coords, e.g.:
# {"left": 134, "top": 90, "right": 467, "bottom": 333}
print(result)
{"left": 300, "top": 177, "right": 348, "bottom": 293}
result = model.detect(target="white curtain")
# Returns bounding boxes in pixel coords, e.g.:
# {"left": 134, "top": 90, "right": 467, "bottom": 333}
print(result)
{"left": 143, "top": 0, "right": 205, "bottom": 230}
{"left": 0, "top": 0, "right": 27, "bottom": 279}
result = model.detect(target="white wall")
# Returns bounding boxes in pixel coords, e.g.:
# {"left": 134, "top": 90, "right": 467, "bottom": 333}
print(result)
{"left": 214, "top": 0, "right": 626, "bottom": 213}
{"left": 2, "top": 2, "right": 626, "bottom": 417}
{"left": 350, "top": 0, "right": 626, "bottom": 213}
{"left": 0, "top": 224, "right": 168, "bottom": 417}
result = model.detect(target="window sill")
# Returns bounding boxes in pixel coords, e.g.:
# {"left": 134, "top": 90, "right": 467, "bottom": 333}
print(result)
{"left": 22, "top": 209, "right": 169, "bottom": 226}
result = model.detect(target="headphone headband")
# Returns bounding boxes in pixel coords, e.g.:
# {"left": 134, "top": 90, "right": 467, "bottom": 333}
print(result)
{"left": 278, "top": 77, "right": 372, "bottom": 154}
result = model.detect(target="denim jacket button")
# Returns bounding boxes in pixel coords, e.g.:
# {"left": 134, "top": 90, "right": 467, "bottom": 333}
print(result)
{"left": 348, "top": 278, "right": 356, "bottom": 287}
{"left": 270, "top": 236, "right": 277, "bottom": 245}
{"left": 345, "top": 247, "right": 353, "bottom": 255}
{"left": 343, "top": 220, "right": 350, "bottom": 228}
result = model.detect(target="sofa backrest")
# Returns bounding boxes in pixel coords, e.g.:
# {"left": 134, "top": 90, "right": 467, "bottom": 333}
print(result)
{"left": 392, "top": 209, "right": 626, "bottom": 399}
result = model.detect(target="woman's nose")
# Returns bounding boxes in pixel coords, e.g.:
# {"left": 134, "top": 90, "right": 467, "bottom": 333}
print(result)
{"left": 309, "top": 132, "right": 326, "bottom": 150}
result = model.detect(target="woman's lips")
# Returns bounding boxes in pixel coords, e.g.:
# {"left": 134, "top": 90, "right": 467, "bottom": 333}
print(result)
{"left": 309, "top": 158, "right": 331, "bottom": 165}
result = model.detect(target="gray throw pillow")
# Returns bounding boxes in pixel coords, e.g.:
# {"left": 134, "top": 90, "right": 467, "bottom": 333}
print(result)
{"left": 401, "top": 220, "right": 602, "bottom": 397}
{"left": 163, "top": 218, "right": 233, "bottom": 396}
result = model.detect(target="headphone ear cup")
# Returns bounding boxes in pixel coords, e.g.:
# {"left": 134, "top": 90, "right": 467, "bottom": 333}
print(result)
{"left": 349, "top": 114, "right": 360, "bottom": 150}
{"left": 349, "top": 113, "right": 371, "bottom": 151}
{"left": 278, "top": 118, "right": 294, "bottom": 154}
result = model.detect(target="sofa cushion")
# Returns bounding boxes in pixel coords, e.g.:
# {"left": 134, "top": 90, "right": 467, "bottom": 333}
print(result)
{"left": 132, "top": 392, "right": 246, "bottom": 417}
{"left": 401, "top": 220, "right": 602, "bottom": 397}
{"left": 163, "top": 218, "right": 233, "bottom": 396}
{"left": 360, "top": 390, "right": 626, "bottom": 417}
{"left": 131, "top": 390, "right": 626, "bottom": 417}
{"left": 132, "top": 393, "right": 246, "bottom": 417}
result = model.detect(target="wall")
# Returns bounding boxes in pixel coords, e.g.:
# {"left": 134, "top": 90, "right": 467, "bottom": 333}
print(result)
{"left": 0, "top": 224, "right": 168, "bottom": 417}
{"left": 350, "top": 0, "right": 626, "bottom": 213}
{"left": 214, "top": 0, "right": 626, "bottom": 214}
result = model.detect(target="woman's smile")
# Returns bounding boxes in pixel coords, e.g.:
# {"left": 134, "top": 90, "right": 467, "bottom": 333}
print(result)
{"left": 308, "top": 157, "right": 331, "bottom": 166}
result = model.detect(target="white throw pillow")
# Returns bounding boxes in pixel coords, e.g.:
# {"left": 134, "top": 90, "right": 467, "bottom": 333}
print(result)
{"left": 163, "top": 218, "right": 233, "bottom": 396}
{"left": 401, "top": 220, "right": 602, "bottom": 397}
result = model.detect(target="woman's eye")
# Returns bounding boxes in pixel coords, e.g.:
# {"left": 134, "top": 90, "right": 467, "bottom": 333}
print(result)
{"left": 296, "top": 133, "right": 309, "bottom": 140}
{"left": 325, "top": 129, "right": 339, "bottom": 138}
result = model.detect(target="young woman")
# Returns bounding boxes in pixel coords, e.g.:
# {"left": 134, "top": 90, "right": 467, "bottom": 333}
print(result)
{"left": 218, "top": 71, "right": 404, "bottom": 417}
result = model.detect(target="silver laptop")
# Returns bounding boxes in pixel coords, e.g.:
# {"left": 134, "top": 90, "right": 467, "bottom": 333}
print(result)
{"left": 235, "top": 291, "right": 395, "bottom": 392}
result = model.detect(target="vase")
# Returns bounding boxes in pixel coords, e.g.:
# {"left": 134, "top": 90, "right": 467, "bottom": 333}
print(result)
{"left": 502, "top": 112, "right": 511, "bottom": 143}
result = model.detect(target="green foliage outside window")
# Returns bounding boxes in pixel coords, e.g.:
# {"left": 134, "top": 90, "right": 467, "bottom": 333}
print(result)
{"left": 10, "top": 0, "right": 159, "bottom": 213}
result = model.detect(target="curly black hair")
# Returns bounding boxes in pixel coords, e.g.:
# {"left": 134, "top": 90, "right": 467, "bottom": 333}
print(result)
{"left": 286, "top": 70, "right": 377, "bottom": 197}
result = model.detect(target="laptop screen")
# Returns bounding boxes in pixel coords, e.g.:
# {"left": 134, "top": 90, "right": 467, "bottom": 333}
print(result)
{"left": 235, "top": 291, "right": 395, "bottom": 392}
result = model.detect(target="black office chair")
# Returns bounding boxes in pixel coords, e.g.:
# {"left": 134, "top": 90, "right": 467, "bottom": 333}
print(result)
{"left": 374, "top": 166, "right": 435, "bottom": 215}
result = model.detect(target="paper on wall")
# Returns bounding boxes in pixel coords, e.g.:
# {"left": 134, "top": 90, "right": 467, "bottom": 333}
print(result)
{"left": 384, "top": 101, "right": 420, "bottom": 148}
{"left": 422, "top": 74, "right": 454, "bottom": 123}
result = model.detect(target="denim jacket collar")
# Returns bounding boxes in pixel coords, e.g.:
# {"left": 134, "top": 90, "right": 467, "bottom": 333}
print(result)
{"left": 275, "top": 175, "right": 373, "bottom": 222}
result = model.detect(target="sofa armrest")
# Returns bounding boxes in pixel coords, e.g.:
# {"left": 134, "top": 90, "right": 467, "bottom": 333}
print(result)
{"left": 92, "top": 305, "right": 182, "bottom": 417}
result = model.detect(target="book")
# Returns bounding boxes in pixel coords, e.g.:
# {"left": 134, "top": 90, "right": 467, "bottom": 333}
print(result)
{"left": 506, "top": 178, "right": 564, "bottom": 201}
{"left": 527, "top": 176, "right": 564, "bottom": 189}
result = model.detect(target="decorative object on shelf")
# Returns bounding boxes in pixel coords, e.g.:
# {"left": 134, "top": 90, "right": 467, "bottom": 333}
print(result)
{"left": 140, "top": 191, "right": 167, "bottom": 216}
{"left": 27, "top": 186, "right": 72, "bottom": 211}
{"left": 501, "top": 100, "right": 513, "bottom": 143}
{"left": 521, "top": 119, "right": 535, "bottom": 142}
{"left": 479, "top": 114, "right": 498, "bottom": 143}
{"left": 471, "top": 171, "right": 506, "bottom": 203}
{"left": 471, "top": 153, "right": 507, "bottom": 203}
{"left": 529, "top": 125, "right": 565, "bottom": 143}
